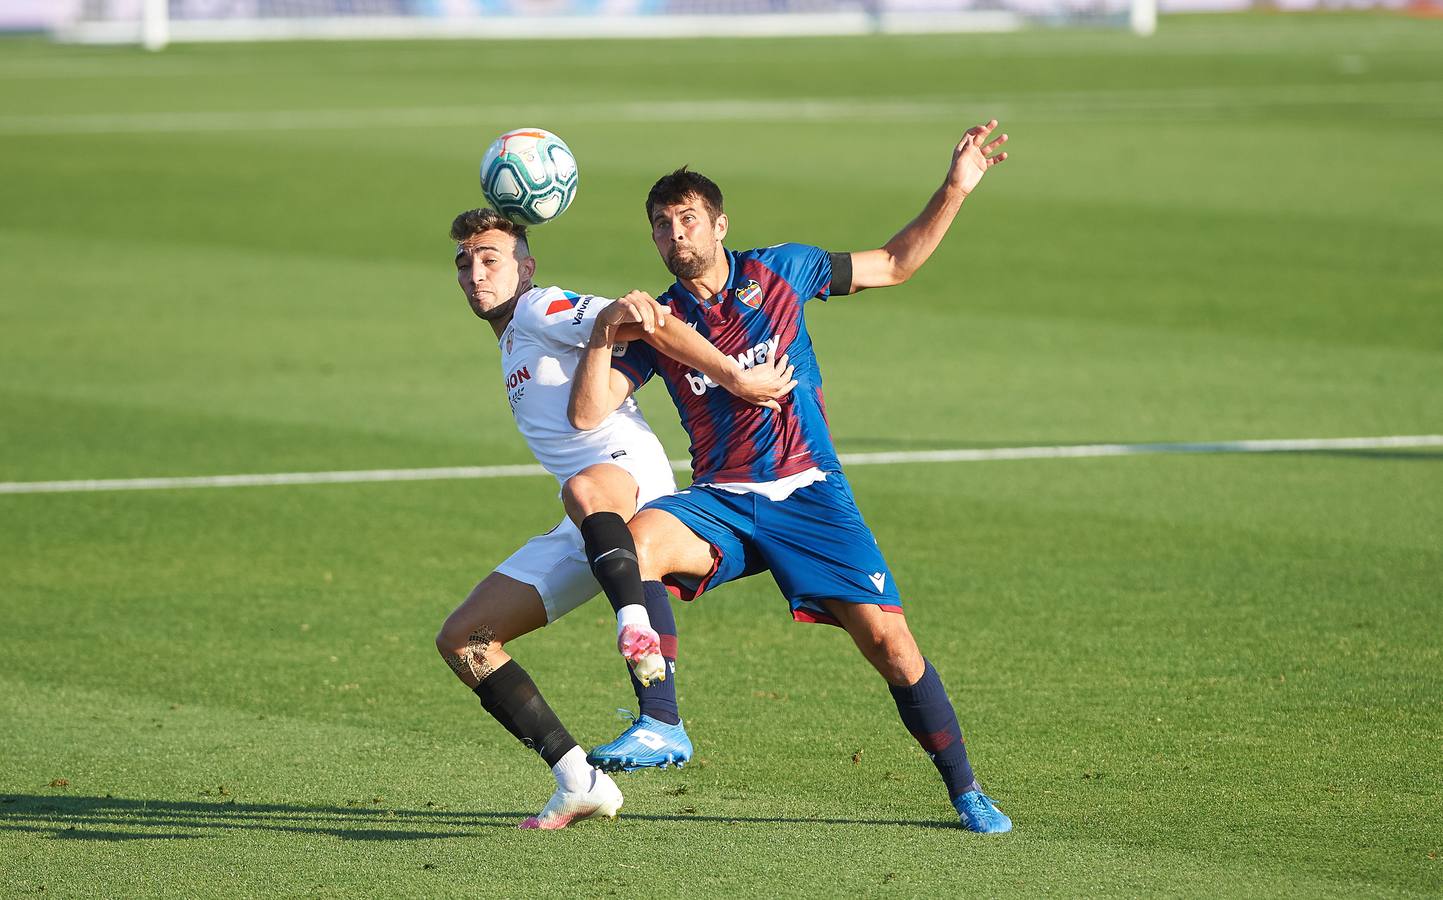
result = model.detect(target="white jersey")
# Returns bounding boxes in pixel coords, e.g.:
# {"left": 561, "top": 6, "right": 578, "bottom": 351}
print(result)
{"left": 499, "top": 285, "right": 674, "bottom": 494}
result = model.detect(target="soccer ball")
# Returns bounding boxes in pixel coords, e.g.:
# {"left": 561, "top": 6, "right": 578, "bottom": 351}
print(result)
{"left": 480, "top": 128, "right": 579, "bottom": 226}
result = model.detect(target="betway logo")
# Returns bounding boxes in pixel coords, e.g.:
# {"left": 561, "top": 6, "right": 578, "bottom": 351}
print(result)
{"left": 684, "top": 335, "right": 779, "bottom": 396}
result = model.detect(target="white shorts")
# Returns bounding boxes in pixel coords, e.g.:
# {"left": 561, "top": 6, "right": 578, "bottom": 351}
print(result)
{"left": 495, "top": 448, "right": 676, "bottom": 623}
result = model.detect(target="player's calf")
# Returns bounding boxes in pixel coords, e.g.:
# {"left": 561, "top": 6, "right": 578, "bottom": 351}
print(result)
{"left": 827, "top": 600, "right": 1011, "bottom": 834}
{"left": 437, "top": 574, "right": 621, "bottom": 826}
{"left": 580, "top": 509, "right": 647, "bottom": 617}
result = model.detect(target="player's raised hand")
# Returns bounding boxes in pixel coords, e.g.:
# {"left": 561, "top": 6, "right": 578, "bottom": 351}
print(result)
{"left": 731, "top": 352, "right": 797, "bottom": 412}
{"left": 948, "top": 119, "right": 1009, "bottom": 197}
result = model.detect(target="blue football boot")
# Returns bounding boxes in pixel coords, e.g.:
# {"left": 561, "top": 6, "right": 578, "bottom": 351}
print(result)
{"left": 587, "top": 711, "right": 693, "bottom": 772}
{"left": 953, "top": 789, "right": 1013, "bottom": 834}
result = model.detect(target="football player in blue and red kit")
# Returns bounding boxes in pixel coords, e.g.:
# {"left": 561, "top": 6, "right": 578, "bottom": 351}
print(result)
{"left": 569, "top": 120, "right": 1013, "bottom": 833}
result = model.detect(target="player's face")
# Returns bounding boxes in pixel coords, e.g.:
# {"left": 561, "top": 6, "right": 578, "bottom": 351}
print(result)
{"left": 455, "top": 229, "right": 535, "bottom": 321}
{"left": 651, "top": 196, "right": 727, "bottom": 280}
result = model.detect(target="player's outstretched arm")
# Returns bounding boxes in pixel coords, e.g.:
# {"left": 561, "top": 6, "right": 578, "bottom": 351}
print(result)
{"left": 846, "top": 119, "right": 1009, "bottom": 293}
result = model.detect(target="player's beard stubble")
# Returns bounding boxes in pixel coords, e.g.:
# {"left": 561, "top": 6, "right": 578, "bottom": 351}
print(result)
{"left": 664, "top": 244, "right": 713, "bottom": 280}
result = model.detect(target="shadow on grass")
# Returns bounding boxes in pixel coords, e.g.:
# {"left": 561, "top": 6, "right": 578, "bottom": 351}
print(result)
{"left": 0, "top": 794, "right": 956, "bottom": 841}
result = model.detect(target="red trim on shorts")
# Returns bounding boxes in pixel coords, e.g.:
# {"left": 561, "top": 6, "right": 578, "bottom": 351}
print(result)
{"left": 791, "top": 603, "right": 904, "bottom": 628}
{"left": 661, "top": 542, "right": 723, "bottom": 602}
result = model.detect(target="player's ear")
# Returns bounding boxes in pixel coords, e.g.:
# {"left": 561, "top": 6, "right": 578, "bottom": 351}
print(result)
{"left": 714, "top": 212, "right": 728, "bottom": 241}
{"left": 520, "top": 255, "right": 537, "bottom": 281}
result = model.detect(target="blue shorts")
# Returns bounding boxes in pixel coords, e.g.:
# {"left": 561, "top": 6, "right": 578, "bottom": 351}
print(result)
{"left": 643, "top": 472, "right": 903, "bottom": 626}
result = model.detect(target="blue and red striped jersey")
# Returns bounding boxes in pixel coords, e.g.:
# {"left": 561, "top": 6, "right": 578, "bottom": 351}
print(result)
{"left": 613, "top": 243, "right": 840, "bottom": 485}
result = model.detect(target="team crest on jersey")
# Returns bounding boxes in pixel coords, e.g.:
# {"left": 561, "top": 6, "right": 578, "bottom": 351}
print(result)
{"left": 735, "top": 280, "right": 763, "bottom": 309}
{"left": 505, "top": 329, "right": 514, "bottom": 353}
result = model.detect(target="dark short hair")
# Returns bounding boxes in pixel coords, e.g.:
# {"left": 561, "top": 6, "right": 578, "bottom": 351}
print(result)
{"left": 645, "top": 167, "right": 723, "bottom": 224}
{"left": 449, "top": 208, "right": 530, "bottom": 257}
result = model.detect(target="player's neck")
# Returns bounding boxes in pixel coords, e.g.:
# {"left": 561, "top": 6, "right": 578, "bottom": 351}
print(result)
{"left": 486, "top": 284, "right": 527, "bottom": 338}
{"left": 487, "top": 312, "right": 512, "bottom": 339}
{"left": 680, "top": 256, "right": 729, "bottom": 303}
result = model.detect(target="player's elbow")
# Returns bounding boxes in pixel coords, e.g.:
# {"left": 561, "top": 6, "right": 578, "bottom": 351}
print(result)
{"left": 569, "top": 404, "right": 602, "bottom": 432}
{"left": 881, "top": 257, "right": 915, "bottom": 287}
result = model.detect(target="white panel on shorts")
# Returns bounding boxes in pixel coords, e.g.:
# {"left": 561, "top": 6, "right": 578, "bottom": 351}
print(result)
{"left": 494, "top": 516, "right": 602, "bottom": 623}
{"left": 608, "top": 443, "right": 679, "bottom": 508}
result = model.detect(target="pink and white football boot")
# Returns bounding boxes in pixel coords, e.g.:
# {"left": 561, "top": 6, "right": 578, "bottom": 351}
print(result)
{"left": 617, "top": 623, "right": 666, "bottom": 687}
{"left": 518, "top": 770, "right": 624, "bottom": 830}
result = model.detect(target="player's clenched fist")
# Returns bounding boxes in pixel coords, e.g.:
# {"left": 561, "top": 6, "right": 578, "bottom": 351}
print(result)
{"left": 598, "top": 289, "right": 671, "bottom": 335}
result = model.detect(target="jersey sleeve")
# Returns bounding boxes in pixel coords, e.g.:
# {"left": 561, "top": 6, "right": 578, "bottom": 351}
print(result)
{"left": 766, "top": 243, "right": 836, "bottom": 303}
{"left": 610, "top": 339, "right": 656, "bottom": 390}
{"left": 531, "top": 288, "right": 615, "bottom": 350}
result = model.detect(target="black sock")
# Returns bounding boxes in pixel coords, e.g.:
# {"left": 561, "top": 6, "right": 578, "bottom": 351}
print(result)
{"left": 889, "top": 659, "right": 977, "bottom": 800}
{"left": 631, "top": 580, "right": 680, "bottom": 725}
{"left": 473, "top": 659, "right": 577, "bottom": 767}
{"left": 580, "top": 511, "right": 644, "bottom": 614}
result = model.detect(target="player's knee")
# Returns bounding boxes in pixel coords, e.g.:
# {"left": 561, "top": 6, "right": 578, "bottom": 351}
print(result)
{"left": 435, "top": 621, "right": 465, "bottom": 657}
{"left": 631, "top": 530, "right": 664, "bottom": 581}
{"left": 875, "top": 640, "right": 924, "bottom": 685}
{"left": 561, "top": 474, "right": 596, "bottom": 511}
{"left": 851, "top": 623, "right": 923, "bottom": 684}
{"left": 851, "top": 627, "right": 889, "bottom": 664}
{"left": 437, "top": 618, "right": 504, "bottom": 657}
{"left": 566, "top": 471, "right": 630, "bottom": 519}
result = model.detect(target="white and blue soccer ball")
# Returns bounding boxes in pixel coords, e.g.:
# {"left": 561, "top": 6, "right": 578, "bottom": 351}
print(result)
{"left": 480, "top": 128, "right": 579, "bottom": 226}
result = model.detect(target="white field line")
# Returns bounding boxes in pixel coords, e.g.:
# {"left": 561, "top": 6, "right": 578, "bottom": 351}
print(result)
{"left": 1, "top": 435, "right": 1439, "bottom": 496}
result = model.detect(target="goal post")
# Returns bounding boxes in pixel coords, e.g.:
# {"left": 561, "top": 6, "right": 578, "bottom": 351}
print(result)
{"left": 142, "top": 0, "right": 169, "bottom": 51}
{"left": 1131, "top": 0, "right": 1157, "bottom": 35}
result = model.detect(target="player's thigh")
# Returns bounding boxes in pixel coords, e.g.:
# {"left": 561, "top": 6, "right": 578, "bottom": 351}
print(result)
{"left": 757, "top": 475, "right": 902, "bottom": 611}
{"left": 437, "top": 571, "right": 548, "bottom": 651}
{"left": 630, "top": 507, "right": 716, "bottom": 580}
{"left": 561, "top": 462, "right": 640, "bottom": 524}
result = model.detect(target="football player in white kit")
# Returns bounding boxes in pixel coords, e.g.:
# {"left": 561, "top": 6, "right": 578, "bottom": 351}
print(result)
{"left": 436, "top": 207, "right": 794, "bottom": 830}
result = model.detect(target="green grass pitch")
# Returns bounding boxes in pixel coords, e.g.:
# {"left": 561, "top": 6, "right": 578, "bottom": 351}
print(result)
{"left": 2, "top": 13, "right": 1441, "bottom": 896}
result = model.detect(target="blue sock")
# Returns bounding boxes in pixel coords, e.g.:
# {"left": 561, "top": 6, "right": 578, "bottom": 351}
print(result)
{"left": 889, "top": 659, "right": 977, "bottom": 799}
{"left": 631, "top": 580, "right": 680, "bottom": 725}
